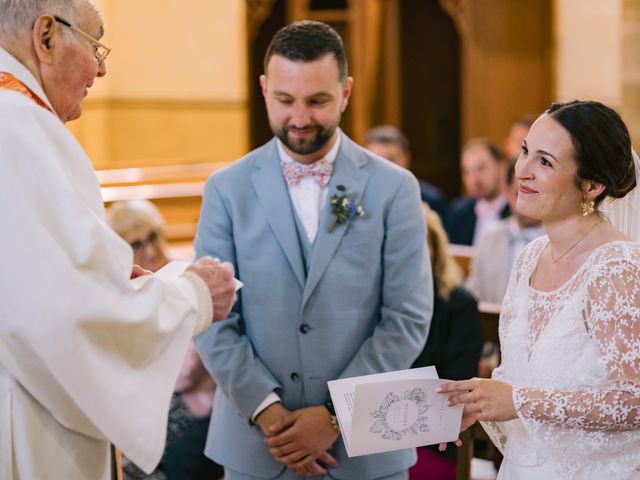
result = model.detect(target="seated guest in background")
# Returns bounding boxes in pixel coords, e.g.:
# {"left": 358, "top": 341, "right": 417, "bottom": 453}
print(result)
{"left": 107, "top": 200, "right": 224, "bottom": 480}
{"left": 503, "top": 115, "right": 535, "bottom": 161}
{"left": 466, "top": 161, "right": 544, "bottom": 304}
{"left": 410, "top": 204, "right": 484, "bottom": 480}
{"left": 0, "top": 1, "right": 237, "bottom": 478}
{"left": 107, "top": 200, "right": 170, "bottom": 273}
{"left": 365, "top": 124, "right": 448, "bottom": 220}
{"left": 447, "top": 139, "right": 510, "bottom": 245}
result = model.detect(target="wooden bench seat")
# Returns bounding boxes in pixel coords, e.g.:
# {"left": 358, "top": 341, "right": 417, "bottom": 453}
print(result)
{"left": 96, "top": 162, "right": 225, "bottom": 185}
{"left": 478, "top": 300, "right": 501, "bottom": 343}
{"left": 448, "top": 243, "right": 476, "bottom": 278}
{"left": 97, "top": 162, "right": 228, "bottom": 199}
{"left": 98, "top": 161, "right": 231, "bottom": 243}
{"left": 100, "top": 182, "right": 205, "bottom": 202}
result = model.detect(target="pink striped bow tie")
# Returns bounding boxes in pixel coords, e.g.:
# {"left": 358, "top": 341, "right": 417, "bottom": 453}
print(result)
{"left": 281, "top": 159, "right": 333, "bottom": 188}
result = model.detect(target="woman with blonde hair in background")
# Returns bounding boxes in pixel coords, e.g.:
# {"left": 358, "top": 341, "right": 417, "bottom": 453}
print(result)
{"left": 107, "top": 199, "right": 171, "bottom": 273}
{"left": 107, "top": 200, "right": 223, "bottom": 480}
{"left": 410, "top": 204, "right": 484, "bottom": 480}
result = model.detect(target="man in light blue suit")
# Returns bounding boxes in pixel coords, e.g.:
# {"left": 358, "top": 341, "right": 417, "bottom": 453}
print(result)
{"left": 195, "top": 21, "right": 433, "bottom": 480}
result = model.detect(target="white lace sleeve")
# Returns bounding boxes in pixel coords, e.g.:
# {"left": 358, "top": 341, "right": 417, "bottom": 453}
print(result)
{"left": 480, "top": 366, "right": 509, "bottom": 453}
{"left": 513, "top": 254, "right": 640, "bottom": 431}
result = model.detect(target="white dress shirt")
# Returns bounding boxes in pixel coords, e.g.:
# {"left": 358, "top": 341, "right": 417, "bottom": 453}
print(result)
{"left": 473, "top": 195, "right": 508, "bottom": 246}
{"left": 251, "top": 132, "right": 341, "bottom": 421}
{"left": 507, "top": 217, "right": 545, "bottom": 268}
{"left": 277, "top": 133, "right": 341, "bottom": 243}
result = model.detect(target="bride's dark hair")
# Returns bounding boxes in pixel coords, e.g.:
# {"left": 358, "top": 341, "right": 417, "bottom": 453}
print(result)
{"left": 547, "top": 100, "right": 636, "bottom": 205}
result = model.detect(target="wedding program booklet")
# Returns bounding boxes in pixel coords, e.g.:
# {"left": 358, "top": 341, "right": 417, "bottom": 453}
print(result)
{"left": 327, "top": 366, "right": 463, "bottom": 457}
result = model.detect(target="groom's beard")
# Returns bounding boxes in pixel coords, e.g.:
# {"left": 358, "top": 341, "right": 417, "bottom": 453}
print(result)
{"left": 274, "top": 121, "right": 339, "bottom": 156}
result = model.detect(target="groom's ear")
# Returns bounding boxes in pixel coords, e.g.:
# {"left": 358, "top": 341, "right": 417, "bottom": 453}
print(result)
{"left": 339, "top": 77, "right": 353, "bottom": 113}
{"left": 260, "top": 75, "right": 268, "bottom": 98}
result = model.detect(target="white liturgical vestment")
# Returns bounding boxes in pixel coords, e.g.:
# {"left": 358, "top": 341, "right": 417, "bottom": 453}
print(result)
{"left": 0, "top": 47, "right": 213, "bottom": 479}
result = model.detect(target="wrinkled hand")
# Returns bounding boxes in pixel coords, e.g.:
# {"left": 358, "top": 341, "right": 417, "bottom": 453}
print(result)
{"left": 130, "top": 264, "right": 152, "bottom": 279}
{"left": 265, "top": 406, "right": 339, "bottom": 477}
{"left": 437, "top": 405, "right": 477, "bottom": 452}
{"left": 438, "top": 378, "right": 517, "bottom": 422}
{"left": 186, "top": 257, "right": 236, "bottom": 321}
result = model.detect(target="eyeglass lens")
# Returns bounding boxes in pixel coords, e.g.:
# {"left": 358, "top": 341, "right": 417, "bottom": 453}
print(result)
{"left": 130, "top": 231, "right": 159, "bottom": 252}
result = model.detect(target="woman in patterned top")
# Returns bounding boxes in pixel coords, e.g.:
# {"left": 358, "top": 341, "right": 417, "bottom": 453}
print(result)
{"left": 439, "top": 100, "right": 640, "bottom": 479}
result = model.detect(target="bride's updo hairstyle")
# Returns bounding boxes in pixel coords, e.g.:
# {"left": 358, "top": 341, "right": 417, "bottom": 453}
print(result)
{"left": 546, "top": 100, "right": 636, "bottom": 206}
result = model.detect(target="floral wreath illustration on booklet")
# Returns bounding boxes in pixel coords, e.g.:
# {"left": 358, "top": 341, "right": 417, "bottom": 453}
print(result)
{"left": 369, "top": 388, "right": 432, "bottom": 441}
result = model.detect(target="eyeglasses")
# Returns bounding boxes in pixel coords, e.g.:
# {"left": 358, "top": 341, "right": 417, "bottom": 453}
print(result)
{"left": 129, "top": 230, "right": 161, "bottom": 253}
{"left": 53, "top": 15, "right": 111, "bottom": 65}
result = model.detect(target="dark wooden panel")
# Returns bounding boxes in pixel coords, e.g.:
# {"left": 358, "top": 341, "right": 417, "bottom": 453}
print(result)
{"left": 400, "top": 0, "right": 461, "bottom": 200}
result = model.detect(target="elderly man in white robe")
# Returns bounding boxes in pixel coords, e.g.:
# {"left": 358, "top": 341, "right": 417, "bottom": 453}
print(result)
{"left": 0, "top": 1, "right": 238, "bottom": 479}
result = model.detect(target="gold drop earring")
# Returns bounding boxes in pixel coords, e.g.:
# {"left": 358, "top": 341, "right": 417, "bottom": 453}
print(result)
{"left": 581, "top": 199, "right": 595, "bottom": 216}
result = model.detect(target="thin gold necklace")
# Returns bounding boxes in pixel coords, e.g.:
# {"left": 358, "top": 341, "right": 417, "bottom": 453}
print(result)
{"left": 549, "top": 221, "right": 602, "bottom": 263}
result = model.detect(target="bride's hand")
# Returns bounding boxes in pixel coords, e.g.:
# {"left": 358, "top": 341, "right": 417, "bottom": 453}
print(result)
{"left": 437, "top": 405, "right": 477, "bottom": 451}
{"left": 438, "top": 378, "right": 517, "bottom": 422}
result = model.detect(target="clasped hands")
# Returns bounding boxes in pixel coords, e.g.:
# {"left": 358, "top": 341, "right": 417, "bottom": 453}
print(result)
{"left": 257, "top": 402, "right": 340, "bottom": 477}
{"left": 436, "top": 378, "right": 517, "bottom": 451}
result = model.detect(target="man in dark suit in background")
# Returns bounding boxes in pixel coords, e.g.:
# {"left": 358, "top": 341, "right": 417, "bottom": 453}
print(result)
{"left": 364, "top": 125, "right": 448, "bottom": 221}
{"left": 446, "top": 138, "right": 510, "bottom": 246}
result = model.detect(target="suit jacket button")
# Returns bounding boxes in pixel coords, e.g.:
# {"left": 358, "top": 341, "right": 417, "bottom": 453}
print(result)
{"left": 290, "top": 372, "right": 300, "bottom": 382}
{"left": 299, "top": 324, "right": 311, "bottom": 334}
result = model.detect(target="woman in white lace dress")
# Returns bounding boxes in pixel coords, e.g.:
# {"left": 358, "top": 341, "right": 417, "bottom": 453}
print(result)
{"left": 439, "top": 100, "right": 640, "bottom": 479}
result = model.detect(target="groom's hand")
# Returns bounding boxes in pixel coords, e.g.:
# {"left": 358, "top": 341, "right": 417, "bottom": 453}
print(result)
{"left": 265, "top": 406, "right": 339, "bottom": 476}
{"left": 255, "top": 402, "right": 291, "bottom": 437}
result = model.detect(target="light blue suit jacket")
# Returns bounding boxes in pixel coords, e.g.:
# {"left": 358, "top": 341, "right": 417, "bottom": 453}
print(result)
{"left": 195, "top": 133, "right": 433, "bottom": 479}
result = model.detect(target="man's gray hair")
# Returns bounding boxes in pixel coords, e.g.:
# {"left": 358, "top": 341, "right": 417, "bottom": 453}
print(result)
{"left": 0, "top": 0, "right": 89, "bottom": 38}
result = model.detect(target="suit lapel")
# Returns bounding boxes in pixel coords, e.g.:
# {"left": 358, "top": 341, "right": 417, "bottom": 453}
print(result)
{"left": 302, "top": 135, "right": 370, "bottom": 307}
{"left": 500, "top": 203, "right": 511, "bottom": 219}
{"left": 251, "top": 139, "right": 306, "bottom": 288}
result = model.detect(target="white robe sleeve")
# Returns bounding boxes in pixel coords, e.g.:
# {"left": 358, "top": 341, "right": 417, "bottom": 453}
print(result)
{"left": 0, "top": 99, "right": 212, "bottom": 472}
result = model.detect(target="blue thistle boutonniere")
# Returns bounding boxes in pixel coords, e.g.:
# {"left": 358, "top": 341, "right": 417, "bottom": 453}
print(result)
{"left": 328, "top": 184, "right": 365, "bottom": 232}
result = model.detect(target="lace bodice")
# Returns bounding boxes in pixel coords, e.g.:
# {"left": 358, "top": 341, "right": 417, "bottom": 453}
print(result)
{"left": 483, "top": 237, "right": 640, "bottom": 479}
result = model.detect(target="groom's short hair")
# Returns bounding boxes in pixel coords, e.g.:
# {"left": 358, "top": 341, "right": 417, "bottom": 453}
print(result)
{"left": 263, "top": 20, "right": 348, "bottom": 82}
